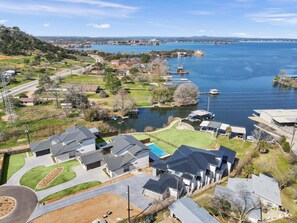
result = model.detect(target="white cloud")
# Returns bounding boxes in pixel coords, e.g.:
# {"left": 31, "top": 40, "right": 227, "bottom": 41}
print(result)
{"left": 248, "top": 10, "right": 297, "bottom": 25}
{"left": 87, "top": 23, "right": 110, "bottom": 28}
{"left": 43, "top": 23, "right": 50, "bottom": 27}
{"left": 55, "top": 0, "right": 137, "bottom": 10}
{"left": 233, "top": 32, "right": 251, "bottom": 37}
{"left": 190, "top": 10, "right": 214, "bottom": 15}
{"left": 198, "top": 29, "right": 206, "bottom": 33}
{"left": 0, "top": 2, "right": 136, "bottom": 18}
{"left": 0, "top": 19, "right": 8, "bottom": 24}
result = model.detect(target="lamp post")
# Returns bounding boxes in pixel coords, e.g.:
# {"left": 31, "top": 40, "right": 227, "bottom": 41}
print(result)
{"left": 127, "top": 185, "right": 131, "bottom": 223}
{"left": 25, "top": 125, "right": 30, "bottom": 145}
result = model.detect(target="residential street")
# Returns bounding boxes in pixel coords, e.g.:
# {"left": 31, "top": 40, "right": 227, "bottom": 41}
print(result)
{"left": 29, "top": 173, "right": 156, "bottom": 221}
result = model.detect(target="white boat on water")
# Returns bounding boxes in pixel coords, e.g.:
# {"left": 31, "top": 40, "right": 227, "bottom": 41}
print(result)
{"left": 209, "top": 89, "right": 220, "bottom": 95}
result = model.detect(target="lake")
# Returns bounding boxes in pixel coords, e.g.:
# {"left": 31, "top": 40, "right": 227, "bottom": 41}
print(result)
{"left": 86, "top": 42, "right": 297, "bottom": 134}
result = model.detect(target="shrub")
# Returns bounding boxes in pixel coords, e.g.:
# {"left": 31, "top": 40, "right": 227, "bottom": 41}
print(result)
{"left": 279, "top": 135, "right": 287, "bottom": 145}
{"left": 144, "top": 126, "right": 155, "bottom": 132}
{"left": 283, "top": 142, "right": 291, "bottom": 153}
{"left": 252, "top": 150, "right": 260, "bottom": 158}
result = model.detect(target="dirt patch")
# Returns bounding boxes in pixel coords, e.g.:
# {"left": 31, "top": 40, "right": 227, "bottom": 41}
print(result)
{"left": 0, "top": 55, "right": 23, "bottom": 60}
{"left": 36, "top": 167, "right": 64, "bottom": 190}
{"left": 0, "top": 196, "right": 16, "bottom": 219}
{"left": 33, "top": 193, "right": 141, "bottom": 223}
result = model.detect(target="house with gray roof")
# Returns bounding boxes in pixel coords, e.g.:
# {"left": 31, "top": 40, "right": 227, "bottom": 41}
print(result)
{"left": 214, "top": 174, "right": 282, "bottom": 223}
{"left": 30, "top": 126, "right": 97, "bottom": 163}
{"left": 152, "top": 145, "right": 236, "bottom": 193}
{"left": 169, "top": 197, "right": 219, "bottom": 223}
{"left": 143, "top": 173, "right": 186, "bottom": 200}
{"left": 78, "top": 150, "right": 103, "bottom": 170}
{"left": 102, "top": 135, "right": 149, "bottom": 177}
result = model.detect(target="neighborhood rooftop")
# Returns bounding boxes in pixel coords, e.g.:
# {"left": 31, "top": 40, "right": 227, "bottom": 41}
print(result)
{"left": 169, "top": 197, "right": 219, "bottom": 223}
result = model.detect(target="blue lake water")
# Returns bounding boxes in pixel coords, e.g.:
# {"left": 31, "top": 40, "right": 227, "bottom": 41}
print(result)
{"left": 88, "top": 42, "right": 297, "bottom": 134}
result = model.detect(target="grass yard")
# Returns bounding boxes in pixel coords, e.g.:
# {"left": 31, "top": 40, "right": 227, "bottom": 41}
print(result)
{"left": 41, "top": 181, "right": 101, "bottom": 203}
{"left": 129, "top": 124, "right": 216, "bottom": 154}
{"left": 62, "top": 74, "right": 105, "bottom": 86}
{"left": 216, "top": 136, "right": 255, "bottom": 158}
{"left": 20, "top": 159, "right": 79, "bottom": 191}
{"left": 0, "top": 153, "right": 26, "bottom": 184}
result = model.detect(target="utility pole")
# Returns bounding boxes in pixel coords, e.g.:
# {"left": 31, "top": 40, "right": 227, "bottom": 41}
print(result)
{"left": 207, "top": 96, "right": 210, "bottom": 111}
{"left": 291, "top": 118, "right": 297, "bottom": 146}
{"left": 25, "top": 124, "right": 30, "bottom": 145}
{"left": 127, "top": 185, "right": 131, "bottom": 223}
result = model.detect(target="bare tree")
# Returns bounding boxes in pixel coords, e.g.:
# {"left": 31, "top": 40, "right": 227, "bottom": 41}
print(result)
{"left": 114, "top": 89, "right": 135, "bottom": 116}
{"left": 174, "top": 83, "right": 199, "bottom": 106}
{"left": 214, "top": 187, "right": 260, "bottom": 223}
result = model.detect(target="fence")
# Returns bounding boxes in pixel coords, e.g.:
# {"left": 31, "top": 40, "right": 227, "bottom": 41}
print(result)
{"left": 0, "top": 147, "right": 30, "bottom": 155}
{"left": 140, "top": 138, "right": 151, "bottom": 144}
{"left": 99, "top": 131, "right": 119, "bottom": 138}
{"left": 145, "top": 133, "right": 178, "bottom": 148}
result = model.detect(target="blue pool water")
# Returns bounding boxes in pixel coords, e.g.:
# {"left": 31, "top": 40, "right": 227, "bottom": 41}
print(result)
{"left": 147, "top": 144, "right": 168, "bottom": 160}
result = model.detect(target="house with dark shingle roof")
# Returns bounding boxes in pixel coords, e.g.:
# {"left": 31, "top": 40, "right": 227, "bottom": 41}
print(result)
{"left": 151, "top": 145, "right": 236, "bottom": 193}
{"left": 102, "top": 135, "right": 149, "bottom": 177}
{"left": 30, "top": 126, "right": 97, "bottom": 163}
{"left": 143, "top": 173, "right": 186, "bottom": 200}
{"left": 78, "top": 150, "right": 103, "bottom": 170}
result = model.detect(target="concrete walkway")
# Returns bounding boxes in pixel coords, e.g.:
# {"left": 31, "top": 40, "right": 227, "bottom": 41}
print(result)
{"left": 6, "top": 154, "right": 53, "bottom": 186}
{"left": 36, "top": 165, "right": 110, "bottom": 201}
{"left": 29, "top": 173, "right": 156, "bottom": 221}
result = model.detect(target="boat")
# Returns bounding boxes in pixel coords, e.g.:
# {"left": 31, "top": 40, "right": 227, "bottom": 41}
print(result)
{"left": 177, "top": 65, "right": 189, "bottom": 75}
{"left": 187, "top": 110, "right": 215, "bottom": 122}
{"left": 209, "top": 89, "right": 220, "bottom": 95}
{"left": 194, "top": 50, "right": 205, "bottom": 56}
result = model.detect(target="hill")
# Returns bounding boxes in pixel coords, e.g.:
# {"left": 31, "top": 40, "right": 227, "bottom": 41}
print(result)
{"left": 0, "top": 25, "right": 78, "bottom": 59}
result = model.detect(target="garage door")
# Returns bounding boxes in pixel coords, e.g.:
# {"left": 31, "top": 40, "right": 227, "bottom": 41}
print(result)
{"left": 36, "top": 149, "right": 50, "bottom": 156}
{"left": 86, "top": 161, "right": 101, "bottom": 170}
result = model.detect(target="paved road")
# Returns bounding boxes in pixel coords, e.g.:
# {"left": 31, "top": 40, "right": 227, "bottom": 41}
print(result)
{"left": 89, "top": 54, "right": 103, "bottom": 64}
{"left": 0, "top": 66, "right": 85, "bottom": 103}
{"left": 0, "top": 186, "right": 38, "bottom": 223}
{"left": 6, "top": 154, "right": 53, "bottom": 186}
{"left": 36, "top": 165, "right": 110, "bottom": 201}
{"left": 29, "top": 173, "right": 156, "bottom": 221}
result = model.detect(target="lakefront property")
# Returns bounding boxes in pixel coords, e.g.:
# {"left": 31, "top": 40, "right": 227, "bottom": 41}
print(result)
{"left": 1, "top": 2, "right": 297, "bottom": 222}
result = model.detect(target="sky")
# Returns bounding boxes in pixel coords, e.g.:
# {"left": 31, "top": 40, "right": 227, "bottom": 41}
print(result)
{"left": 0, "top": 0, "right": 297, "bottom": 38}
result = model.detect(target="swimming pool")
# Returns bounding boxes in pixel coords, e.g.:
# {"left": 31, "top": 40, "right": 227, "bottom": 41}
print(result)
{"left": 147, "top": 144, "right": 168, "bottom": 160}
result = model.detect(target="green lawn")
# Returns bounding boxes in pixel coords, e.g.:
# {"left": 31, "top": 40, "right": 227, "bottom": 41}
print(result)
{"left": 216, "top": 136, "right": 255, "bottom": 158}
{"left": 62, "top": 74, "right": 105, "bottom": 86}
{"left": 20, "top": 159, "right": 79, "bottom": 191}
{"left": 41, "top": 181, "right": 101, "bottom": 202}
{"left": 1, "top": 153, "right": 26, "bottom": 184}
{"left": 130, "top": 124, "right": 216, "bottom": 154}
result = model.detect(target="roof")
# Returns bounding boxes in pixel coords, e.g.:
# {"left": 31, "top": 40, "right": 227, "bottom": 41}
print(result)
{"left": 208, "top": 121, "right": 222, "bottom": 129}
{"left": 252, "top": 174, "right": 282, "bottom": 206}
{"left": 258, "top": 109, "right": 297, "bottom": 123}
{"left": 80, "top": 150, "right": 103, "bottom": 165}
{"left": 190, "top": 110, "right": 212, "bottom": 116}
{"left": 30, "top": 140, "right": 52, "bottom": 153}
{"left": 103, "top": 152, "right": 135, "bottom": 171}
{"left": 230, "top": 126, "right": 246, "bottom": 134}
{"left": 104, "top": 135, "right": 149, "bottom": 157}
{"left": 30, "top": 126, "right": 96, "bottom": 156}
{"left": 143, "top": 173, "right": 184, "bottom": 194}
{"left": 169, "top": 197, "right": 219, "bottom": 223}
{"left": 89, "top": 127, "right": 99, "bottom": 134}
{"left": 153, "top": 145, "right": 236, "bottom": 176}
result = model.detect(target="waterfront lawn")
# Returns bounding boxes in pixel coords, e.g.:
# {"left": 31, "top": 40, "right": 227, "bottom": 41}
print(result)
{"left": 216, "top": 136, "right": 255, "bottom": 158}
{"left": 41, "top": 181, "right": 101, "bottom": 203}
{"left": 130, "top": 124, "right": 216, "bottom": 154}
{"left": 20, "top": 159, "right": 79, "bottom": 191}
{"left": 1, "top": 153, "right": 26, "bottom": 184}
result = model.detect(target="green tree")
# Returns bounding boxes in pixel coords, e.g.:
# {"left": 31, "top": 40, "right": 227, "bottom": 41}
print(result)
{"left": 104, "top": 73, "right": 121, "bottom": 94}
{"left": 140, "top": 54, "right": 150, "bottom": 64}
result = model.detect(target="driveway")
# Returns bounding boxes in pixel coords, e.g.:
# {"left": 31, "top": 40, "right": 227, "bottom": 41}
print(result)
{"left": 36, "top": 165, "right": 110, "bottom": 201}
{"left": 29, "top": 173, "right": 156, "bottom": 221}
{"left": 6, "top": 154, "right": 53, "bottom": 186}
{"left": 0, "top": 186, "right": 38, "bottom": 223}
